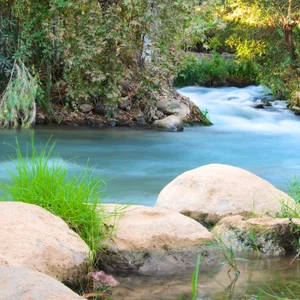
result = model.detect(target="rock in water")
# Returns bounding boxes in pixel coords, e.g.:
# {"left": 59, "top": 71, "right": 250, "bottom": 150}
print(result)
{"left": 153, "top": 115, "right": 184, "bottom": 132}
{"left": 98, "top": 205, "right": 220, "bottom": 275}
{"left": 156, "top": 164, "right": 293, "bottom": 225}
{"left": 212, "top": 215, "right": 300, "bottom": 255}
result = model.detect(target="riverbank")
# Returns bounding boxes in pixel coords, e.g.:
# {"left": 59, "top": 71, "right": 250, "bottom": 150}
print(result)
{"left": 2, "top": 162, "right": 300, "bottom": 299}
{"left": 35, "top": 88, "right": 211, "bottom": 131}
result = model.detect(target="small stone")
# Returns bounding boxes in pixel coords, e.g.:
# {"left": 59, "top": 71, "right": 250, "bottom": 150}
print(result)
{"left": 36, "top": 112, "right": 46, "bottom": 124}
{"left": 118, "top": 97, "right": 131, "bottom": 110}
{"left": 79, "top": 104, "right": 93, "bottom": 113}
{"left": 253, "top": 104, "right": 264, "bottom": 109}
{"left": 70, "top": 112, "right": 78, "bottom": 119}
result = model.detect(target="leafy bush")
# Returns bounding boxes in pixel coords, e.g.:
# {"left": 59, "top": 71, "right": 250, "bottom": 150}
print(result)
{"left": 0, "top": 138, "right": 112, "bottom": 256}
{"left": 226, "top": 59, "right": 260, "bottom": 87}
{"left": 1, "top": 0, "right": 199, "bottom": 110}
{"left": 174, "top": 52, "right": 259, "bottom": 88}
{"left": 0, "top": 61, "right": 38, "bottom": 128}
{"left": 0, "top": 16, "right": 17, "bottom": 92}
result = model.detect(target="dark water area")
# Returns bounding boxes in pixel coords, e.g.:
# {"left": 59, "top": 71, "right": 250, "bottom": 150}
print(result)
{"left": 1, "top": 85, "right": 300, "bottom": 299}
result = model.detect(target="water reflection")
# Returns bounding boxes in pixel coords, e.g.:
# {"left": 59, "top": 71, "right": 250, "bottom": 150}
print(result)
{"left": 112, "top": 255, "right": 300, "bottom": 299}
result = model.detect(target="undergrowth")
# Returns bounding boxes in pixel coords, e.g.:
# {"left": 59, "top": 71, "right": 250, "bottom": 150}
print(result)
{"left": 0, "top": 137, "right": 113, "bottom": 258}
{"left": 0, "top": 60, "right": 38, "bottom": 128}
{"left": 174, "top": 52, "right": 259, "bottom": 88}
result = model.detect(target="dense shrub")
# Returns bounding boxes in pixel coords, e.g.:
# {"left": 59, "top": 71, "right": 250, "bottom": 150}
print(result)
{"left": 174, "top": 53, "right": 259, "bottom": 88}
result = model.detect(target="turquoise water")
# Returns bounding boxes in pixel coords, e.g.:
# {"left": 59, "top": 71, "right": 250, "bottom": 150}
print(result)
{"left": 1, "top": 86, "right": 300, "bottom": 205}
{"left": 1, "top": 86, "right": 300, "bottom": 299}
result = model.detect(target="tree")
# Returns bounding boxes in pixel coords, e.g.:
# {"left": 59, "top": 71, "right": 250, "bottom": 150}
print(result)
{"left": 218, "top": 0, "right": 300, "bottom": 100}
{"left": 0, "top": 0, "right": 199, "bottom": 112}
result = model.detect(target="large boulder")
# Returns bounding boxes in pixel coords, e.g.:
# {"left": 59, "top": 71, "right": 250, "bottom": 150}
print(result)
{"left": 0, "top": 202, "right": 91, "bottom": 286}
{"left": 98, "top": 205, "right": 220, "bottom": 275}
{"left": 156, "top": 164, "right": 293, "bottom": 225}
{"left": 155, "top": 92, "right": 212, "bottom": 126}
{"left": 0, "top": 266, "right": 85, "bottom": 300}
{"left": 152, "top": 115, "right": 184, "bottom": 132}
{"left": 212, "top": 215, "right": 300, "bottom": 256}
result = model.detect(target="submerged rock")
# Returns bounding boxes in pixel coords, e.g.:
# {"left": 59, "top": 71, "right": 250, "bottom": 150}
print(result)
{"left": 212, "top": 215, "right": 300, "bottom": 255}
{"left": 156, "top": 164, "right": 293, "bottom": 225}
{"left": 0, "top": 202, "right": 91, "bottom": 287}
{"left": 98, "top": 205, "right": 220, "bottom": 275}
{"left": 253, "top": 104, "right": 264, "bottom": 109}
{"left": 0, "top": 266, "right": 84, "bottom": 300}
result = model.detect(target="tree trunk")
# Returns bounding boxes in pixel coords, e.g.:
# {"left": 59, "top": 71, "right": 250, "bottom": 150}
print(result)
{"left": 284, "top": 22, "right": 297, "bottom": 63}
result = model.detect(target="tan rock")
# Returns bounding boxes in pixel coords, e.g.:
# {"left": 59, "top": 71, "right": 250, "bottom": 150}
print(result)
{"left": 156, "top": 164, "right": 293, "bottom": 225}
{"left": 79, "top": 104, "right": 93, "bottom": 113}
{"left": 156, "top": 97, "right": 190, "bottom": 118}
{"left": 0, "top": 202, "right": 91, "bottom": 286}
{"left": 153, "top": 115, "right": 184, "bottom": 132}
{"left": 98, "top": 205, "right": 220, "bottom": 275}
{"left": 118, "top": 97, "right": 131, "bottom": 110}
{"left": 0, "top": 266, "right": 85, "bottom": 300}
{"left": 212, "top": 215, "right": 300, "bottom": 255}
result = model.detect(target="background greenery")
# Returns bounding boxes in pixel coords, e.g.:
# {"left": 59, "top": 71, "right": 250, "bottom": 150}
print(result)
{"left": 0, "top": 0, "right": 299, "bottom": 126}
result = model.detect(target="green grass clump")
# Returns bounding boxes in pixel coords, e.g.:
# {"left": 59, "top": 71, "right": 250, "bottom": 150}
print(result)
{"left": 1, "top": 137, "right": 110, "bottom": 256}
{"left": 280, "top": 176, "right": 300, "bottom": 219}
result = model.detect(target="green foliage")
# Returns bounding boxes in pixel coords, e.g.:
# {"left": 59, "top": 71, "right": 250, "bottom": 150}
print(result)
{"left": 214, "top": 0, "right": 300, "bottom": 101}
{"left": 247, "top": 228, "right": 260, "bottom": 252}
{"left": 208, "top": 238, "right": 249, "bottom": 283}
{"left": 254, "top": 281, "right": 299, "bottom": 299}
{"left": 174, "top": 53, "right": 259, "bottom": 87}
{"left": 226, "top": 58, "right": 260, "bottom": 86}
{"left": 279, "top": 176, "right": 300, "bottom": 264}
{"left": 0, "top": 0, "right": 199, "bottom": 114}
{"left": 287, "top": 175, "right": 300, "bottom": 204}
{"left": 0, "top": 137, "right": 111, "bottom": 256}
{"left": 191, "top": 255, "right": 201, "bottom": 300}
{"left": 280, "top": 175, "right": 300, "bottom": 219}
{"left": 0, "top": 60, "right": 38, "bottom": 128}
{"left": 0, "top": 15, "right": 17, "bottom": 91}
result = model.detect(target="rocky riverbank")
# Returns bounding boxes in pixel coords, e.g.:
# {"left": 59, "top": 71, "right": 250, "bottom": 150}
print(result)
{"left": 35, "top": 87, "right": 212, "bottom": 132}
{"left": 1, "top": 164, "right": 299, "bottom": 299}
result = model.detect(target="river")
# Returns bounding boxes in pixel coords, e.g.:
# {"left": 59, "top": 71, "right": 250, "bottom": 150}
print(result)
{"left": 1, "top": 85, "right": 299, "bottom": 205}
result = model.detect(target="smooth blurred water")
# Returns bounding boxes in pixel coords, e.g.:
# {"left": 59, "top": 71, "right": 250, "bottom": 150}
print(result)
{"left": 1, "top": 85, "right": 300, "bottom": 205}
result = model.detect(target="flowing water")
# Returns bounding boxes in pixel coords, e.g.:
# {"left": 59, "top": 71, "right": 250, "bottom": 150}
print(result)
{"left": 1, "top": 85, "right": 300, "bottom": 299}
{"left": 1, "top": 86, "right": 300, "bottom": 205}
